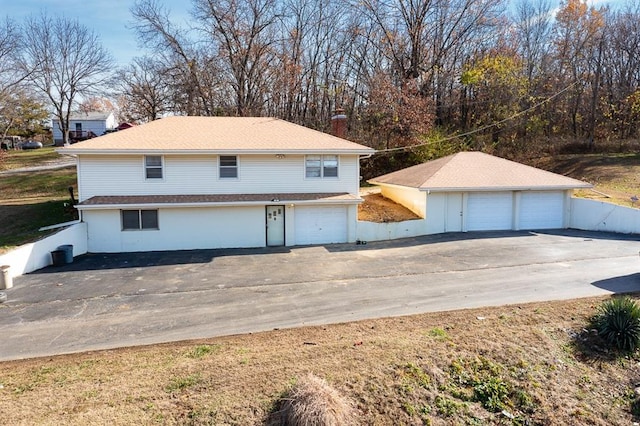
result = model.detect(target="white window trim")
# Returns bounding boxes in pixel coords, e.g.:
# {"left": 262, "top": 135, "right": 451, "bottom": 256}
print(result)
{"left": 144, "top": 155, "right": 164, "bottom": 180}
{"left": 305, "top": 155, "right": 339, "bottom": 179}
{"left": 219, "top": 155, "right": 239, "bottom": 179}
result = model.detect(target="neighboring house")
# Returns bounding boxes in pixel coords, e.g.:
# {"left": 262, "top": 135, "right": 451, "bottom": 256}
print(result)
{"left": 52, "top": 111, "right": 117, "bottom": 145}
{"left": 60, "top": 116, "right": 374, "bottom": 253}
{"left": 368, "top": 152, "right": 592, "bottom": 233}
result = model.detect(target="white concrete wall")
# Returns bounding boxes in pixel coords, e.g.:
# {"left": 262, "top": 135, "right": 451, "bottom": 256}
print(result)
{"left": 380, "top": 185, "right": 426, "bottom": 217}
{"left": 425, "top": 193, "right": 447, "bottom": 234}
{"left": 84, "top": 206, "right": 266, "bottom": 252}
{"left": 570, "top": 198, "right": 640, "bottom": 234}
{"left": 77, "top": 154, "right": 361, "bottom": 202}
{"left": 0, "top": 223, "right": 88, "bottom": 278}
{"left": 357, "top": 219, "right": 428, "bottom": 242}
{"left": 85, "top": 203, "right": 359, "bottom": 252}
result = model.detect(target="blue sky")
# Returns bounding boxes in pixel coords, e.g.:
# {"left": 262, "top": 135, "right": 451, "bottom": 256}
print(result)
{"left": 3, "top": 0, "right": 191, "bottom": 66}
{"left": 3, "top": 0, "right": 626, "bottom": 68}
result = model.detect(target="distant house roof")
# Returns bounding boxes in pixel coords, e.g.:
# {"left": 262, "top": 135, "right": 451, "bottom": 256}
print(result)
{"left": 53, "top": 111, "right": 114, "bottom": 122}
{"left": 59, "top": 116, "right": 375, "bottom": 154}
{"left": 369, "top": 151, "right": 592, "bottom": 192}
{"left": 116, "top": 122, "right": 135, "bottom": 130}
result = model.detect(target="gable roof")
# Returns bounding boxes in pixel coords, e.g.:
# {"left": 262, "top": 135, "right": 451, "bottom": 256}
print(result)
{"left": 59, "top": 116, "right": 374, "bottom": 155}
{"left": 368, "top": 151, "right": 592, "bottom": 191}
{"left": 53, "top": 111, "right": 114, "bottom": 122}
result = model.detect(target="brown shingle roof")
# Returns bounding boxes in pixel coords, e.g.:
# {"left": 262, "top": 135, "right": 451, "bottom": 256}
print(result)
{"left": 59, "top": 116, "right": 374, "bottom": 154}
{"left": 369, "top": 152, "right": 592, "bottom": 191}
{"left": 78, "top": 193, "right": 359, "bottom": 207}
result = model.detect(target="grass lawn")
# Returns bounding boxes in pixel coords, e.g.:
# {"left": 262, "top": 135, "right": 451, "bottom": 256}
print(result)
{"left": 0, "top": 148, "right": 77, "bottom": 252}
{"left": 1, "top": 296, "right": 639, "bottom": 425}
{"left": 0, "top": 147, "right": 62, "bottom": 171}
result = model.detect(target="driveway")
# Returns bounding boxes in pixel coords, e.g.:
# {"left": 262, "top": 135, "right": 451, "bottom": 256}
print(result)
{"left": 1, "top": 230, "right": 638, "bottom": 361}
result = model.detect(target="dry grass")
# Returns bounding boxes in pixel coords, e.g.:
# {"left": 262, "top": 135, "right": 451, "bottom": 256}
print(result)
{"left": 534, "top": 153, "right": 640, "bottom": 208}
{"left": 277, "top": 374, "right": 358, "bottom": 426}
{"left": 2, "top": 295, "right": 640, "bottom": 425}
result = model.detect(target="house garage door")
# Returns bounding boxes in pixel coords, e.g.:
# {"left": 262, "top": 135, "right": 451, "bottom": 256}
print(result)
{"left": 467, "top": 192, "right": 513, "bottom": 231}
{"left": 519, "top": 191, "right": 565, "bottom": 230}
{"left": 295, "top": 206, "right": 348, "bottom": 245}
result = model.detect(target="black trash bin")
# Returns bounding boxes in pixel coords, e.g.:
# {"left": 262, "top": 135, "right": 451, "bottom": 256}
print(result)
{"left": 51, "top": 250, "right": 66, "bottom": 266}
{"left": 57, "top": 245, "right": 73, "bottom": 264}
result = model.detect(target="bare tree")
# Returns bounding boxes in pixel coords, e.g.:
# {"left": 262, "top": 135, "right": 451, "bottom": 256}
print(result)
{"left": 192, "top": 0, "right": 281, "bottom": 116}
{"left": 19, "top": 13, "right": 113, "bottom": 145}
{"left": 115, "top": 57, "right": 172, "bottom": 122}
{"left": 513, "top": 0, "right": 553, "bottom": 84}
{"left": 0, "top": 18, "right": 24, "bottom": 98}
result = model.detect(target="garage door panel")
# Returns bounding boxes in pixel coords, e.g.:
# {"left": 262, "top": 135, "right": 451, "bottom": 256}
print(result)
{"left": 467, "top": 192, "right": 513, "bottom": 231}
{"left": 519, "top": 192, "right": 564, "bottom": 229}
{"left": 295, "top": 206, "right": 347, "bottom": 245}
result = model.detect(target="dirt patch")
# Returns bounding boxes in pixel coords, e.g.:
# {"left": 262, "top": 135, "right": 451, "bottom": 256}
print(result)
{"left": 358, "top": 190, "right": 421, "bottom": 223}
{"left": 2, "top": 296, "right": 639, "bottom": 425}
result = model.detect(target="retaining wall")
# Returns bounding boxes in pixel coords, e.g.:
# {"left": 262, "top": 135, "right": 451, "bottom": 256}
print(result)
{"left": 0, "top": 223, "right": 88, "bottom": 279}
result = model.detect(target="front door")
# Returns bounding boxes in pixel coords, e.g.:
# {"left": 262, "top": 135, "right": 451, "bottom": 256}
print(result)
{"left": 266, "top": 205, "right": 285, "bottom": 246}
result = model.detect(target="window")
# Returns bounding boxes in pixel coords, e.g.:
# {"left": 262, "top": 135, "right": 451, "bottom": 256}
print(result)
{"left": 122, "top": 210, "right": 159, "bottom": 230}
{"left": 145, "top": 155, "right": 163, "bottom": 179}
{"left": 219, "top": 155, "right": 238, "bottom": 178}
{"left": 323, "top": 155, "right": 338, "bottom": 177}
{"left": 305, "top": 155, "right": 338, "bottom": 178}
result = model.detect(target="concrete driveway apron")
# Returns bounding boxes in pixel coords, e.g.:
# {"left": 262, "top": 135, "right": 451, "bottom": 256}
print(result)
{"left": 1, "top": 230, "right": 638, "bottom": 360}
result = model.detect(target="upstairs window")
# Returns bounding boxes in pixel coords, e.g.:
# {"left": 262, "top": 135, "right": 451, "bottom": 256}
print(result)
{"left": 305, "top": 155, "right": 321, "bottom": 178}
{"left": 219, "top": 155, "right": 238, "bottom": 178}
{"left": 323, "top": 155, "right": 338, "bottom": 177}
{"left": 145, "top": 155, "right": 163, "bottom": 179}
{"left": 122, "top": 210, "right": 159, "bottom": 230}
{"left": 306, "top": 155, "right": 338, "bottom": 178}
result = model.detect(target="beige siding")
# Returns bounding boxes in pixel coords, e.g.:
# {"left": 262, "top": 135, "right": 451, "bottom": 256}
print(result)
{"left": 78, "top": 154, "right": 361, "bottom": 201}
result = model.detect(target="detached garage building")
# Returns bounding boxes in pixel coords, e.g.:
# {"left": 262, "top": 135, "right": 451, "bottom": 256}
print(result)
{"left": 368, "top": 152, "right": 592, "bottom": 233}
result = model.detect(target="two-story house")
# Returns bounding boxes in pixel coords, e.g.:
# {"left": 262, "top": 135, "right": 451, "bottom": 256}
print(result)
{"left": 60, "top": 116, "right": 374, "bottom": 253}
{"left": 52, "top": 111, "right": 117, "bottom": 145}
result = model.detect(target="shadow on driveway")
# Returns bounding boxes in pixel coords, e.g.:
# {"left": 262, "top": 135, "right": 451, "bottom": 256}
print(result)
{"left": 591, "top": 273, "right": 640, "bottom": 293}
{"left": 31, "top": 246, "right": 294, "bottom": 274}
{"left": 32, "top": 230, "right": 539, "bottom": 273}
{"left": 29, "top": 228, "right": 638, "bottom": 273}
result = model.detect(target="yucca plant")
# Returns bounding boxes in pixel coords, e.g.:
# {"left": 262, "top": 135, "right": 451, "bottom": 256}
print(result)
{"left": 592, "top": 297, "right": 640, "bottom": 352}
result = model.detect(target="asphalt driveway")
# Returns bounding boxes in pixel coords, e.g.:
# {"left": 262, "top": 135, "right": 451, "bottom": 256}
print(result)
{"left": 1, "top": 230, "right": 639, "bottom": 361}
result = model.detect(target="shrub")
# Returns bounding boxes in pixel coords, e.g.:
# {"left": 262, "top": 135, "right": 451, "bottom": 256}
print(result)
{"left": 473, "top": 376, "right": 510, "bottom": 412}
{"left": 592, "top": 297, "right": 640, "bottom": 352}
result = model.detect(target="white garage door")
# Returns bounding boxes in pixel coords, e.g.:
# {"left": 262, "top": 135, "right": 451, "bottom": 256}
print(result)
{"left": 467, "top": 192, "right": 513, "bottom": 231}
{"left": 519, "top": 191, "right": 565, "bottom": 230}
{"left": 295, "top": 206, "right": 348, "bottom": 245}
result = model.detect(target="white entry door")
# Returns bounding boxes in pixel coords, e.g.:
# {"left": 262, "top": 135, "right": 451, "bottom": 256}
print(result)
{"left": 445, "top": 193, "right": 463, "bottom": 232}
{"left": 266, "top": 205, "right": 285, "bottom": 246}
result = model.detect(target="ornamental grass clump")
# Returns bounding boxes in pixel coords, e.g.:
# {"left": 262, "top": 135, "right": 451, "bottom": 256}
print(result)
{"left": 279, "top": 374, "right": 357, "bottom": 426}
{"left": 592, "top": 297, "right": 640, "bottom": 352}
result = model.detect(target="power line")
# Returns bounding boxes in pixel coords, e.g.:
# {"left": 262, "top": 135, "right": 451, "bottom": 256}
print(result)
{"left": 374, "top": 80, "right": 579, "bottom": 154}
